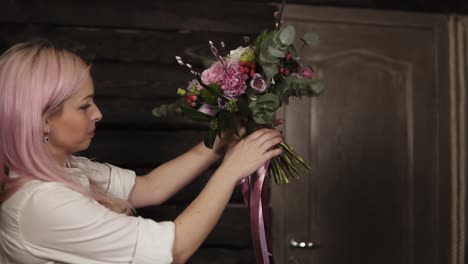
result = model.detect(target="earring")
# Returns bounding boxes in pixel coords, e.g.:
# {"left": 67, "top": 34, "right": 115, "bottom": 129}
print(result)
{"left": 44, "top": 128, "right": 50, "bottom": 144}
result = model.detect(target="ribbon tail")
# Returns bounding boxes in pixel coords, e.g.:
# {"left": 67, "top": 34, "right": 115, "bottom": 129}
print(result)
{"left": 240, "top": 177, "right": 250, "bottom": 207}
{"left": 250, "top": 161, "right": 273, "bottom": 264}
{"left": 262, "top": 173, "right": 275, "bottom": 263}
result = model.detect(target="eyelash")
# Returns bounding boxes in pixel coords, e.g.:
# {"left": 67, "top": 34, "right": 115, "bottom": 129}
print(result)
{"left": 80, "top": 103, "right": 92, "bottom": 110}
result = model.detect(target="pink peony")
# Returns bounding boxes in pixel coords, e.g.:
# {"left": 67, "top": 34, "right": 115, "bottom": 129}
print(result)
{"left": 201, "top": 61, "right": 248, "bottom": 98}
{"left": 201, "top": 62, "right": 224, "bottom": 85}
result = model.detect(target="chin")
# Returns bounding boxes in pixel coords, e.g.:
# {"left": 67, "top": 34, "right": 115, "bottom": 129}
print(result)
{"left": 75, "top": 141, "right": 92, "bottom": 153}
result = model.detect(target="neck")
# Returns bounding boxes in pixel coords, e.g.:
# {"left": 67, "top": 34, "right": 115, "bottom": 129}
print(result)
{"left": 46, "top": 145, "right": 69, "bottom": 168}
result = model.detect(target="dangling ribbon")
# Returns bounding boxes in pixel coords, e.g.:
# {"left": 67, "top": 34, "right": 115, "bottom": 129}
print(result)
{"left": 240, "top": 161, "right": 274, "bottom": 264}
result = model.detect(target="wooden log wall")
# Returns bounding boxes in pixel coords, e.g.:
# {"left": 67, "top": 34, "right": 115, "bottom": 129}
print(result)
{"left": 0, "top": 0, "right": 276, "bottom": 263}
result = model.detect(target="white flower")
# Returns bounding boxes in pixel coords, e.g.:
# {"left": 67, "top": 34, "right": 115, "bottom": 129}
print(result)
{"left": 227, "top": 46, "right": 251, "bottom": 62}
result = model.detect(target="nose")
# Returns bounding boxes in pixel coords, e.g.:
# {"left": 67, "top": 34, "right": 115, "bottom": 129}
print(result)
{"left": 92, "top": 104, "right": 103, "bottom": 122}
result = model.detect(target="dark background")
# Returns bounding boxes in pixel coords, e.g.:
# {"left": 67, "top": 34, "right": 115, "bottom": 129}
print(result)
{"left": 260, "top": 0, "right": 468, "bottom": 14}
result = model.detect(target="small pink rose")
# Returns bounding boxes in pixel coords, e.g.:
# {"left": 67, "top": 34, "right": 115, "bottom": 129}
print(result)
{"left": 302, "top": 68, "right": 314, "bottom": 79}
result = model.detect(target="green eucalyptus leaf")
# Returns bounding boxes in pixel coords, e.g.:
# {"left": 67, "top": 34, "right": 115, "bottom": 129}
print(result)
{"left": 257, "top": 93, "right": 280, "bottom": 111}
{"left": 300, "top": 32, "right": 319, "bottom": 46}
{"left": 167, "top": 104, "right": 182, "bottom": 115}
{"left": 154, "top": 105, "right": 167, "bottom": 116}
{"left": 274, "top": 77, "right": 325, "bottom": 102}
{"left": 273, "top": 77, "right": 325, "bottom": 103}
{"left": 259, "top": 46, "right": 279, "bottom": 64}
{"left": 252, "top": 110, "right": 274, "bottom": 124}
{"left": 271, "top": 34, "right": 289, "bottom": 50}
{"left": 261, "top": 64, "right": 279, "bottom": 82}
{"left": 254, "top": 30, "right": 275, "bottom": 56}
{"left": 277, "top": 25, "right": 295, "bottom": 46}
{"left": 288, "top": 78, "right": 325, "bottom": 96}
{"left": 248, "top": 93, "right": 280, "bottom": 125}
{"left": 267, "top": 45, "right": 286, "bottom": 58}
{"left": 273, "top": 79, "right": 289, "bottom": 105}
{"left": 152, "top": 104, "right": 182, "bottom": 117}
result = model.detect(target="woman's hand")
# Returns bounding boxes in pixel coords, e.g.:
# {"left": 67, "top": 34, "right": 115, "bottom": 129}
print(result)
{"left": 212, "top": 126, "right": 247, "bottom": 156}
{"left": 218, "top": 128, "right": 283, "bottom": 182}
{"left": 212, "top": 118, "right": 283, "bottom": 156}
{"left": 172, "top": 127, "right": 283, "bottom": 263}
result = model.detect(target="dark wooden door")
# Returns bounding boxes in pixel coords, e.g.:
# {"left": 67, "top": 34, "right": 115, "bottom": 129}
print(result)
{"left": 272, "top": 6, "right": 452, "bottom": 264}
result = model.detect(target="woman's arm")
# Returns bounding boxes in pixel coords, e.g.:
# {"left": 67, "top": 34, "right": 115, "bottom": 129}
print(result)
{"left": 172, "top": 128, "right": 283, "bottom": 263}
{"left": 128, "top": 141, "right": 221, "bottom": 208}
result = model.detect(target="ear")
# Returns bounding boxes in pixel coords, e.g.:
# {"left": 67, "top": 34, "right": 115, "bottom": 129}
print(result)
{"left": 42, "top": 113, "right": 52, "bottom": 134}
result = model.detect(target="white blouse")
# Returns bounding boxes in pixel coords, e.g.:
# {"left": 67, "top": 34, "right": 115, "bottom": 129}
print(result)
{"left": 0, "top": 156, "right": 174, "bottom": 264}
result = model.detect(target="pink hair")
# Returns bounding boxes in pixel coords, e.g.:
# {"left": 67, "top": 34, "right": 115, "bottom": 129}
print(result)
{"left": 0, "top": 39, "right": 132, "bottom": 214}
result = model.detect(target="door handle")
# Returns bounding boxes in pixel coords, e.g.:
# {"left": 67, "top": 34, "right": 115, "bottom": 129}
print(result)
{"left": 289, "top": 239, "right": 320, "bottom": 249}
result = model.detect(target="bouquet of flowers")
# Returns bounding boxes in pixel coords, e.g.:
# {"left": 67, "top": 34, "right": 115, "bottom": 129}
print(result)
{"left": 153, "top": 13, "right": 324, "bottom": 185}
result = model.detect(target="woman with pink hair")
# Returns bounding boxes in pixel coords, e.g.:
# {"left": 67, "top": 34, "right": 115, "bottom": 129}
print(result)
{"left": 0, "top": 39, "right": 283, "bottom": 264}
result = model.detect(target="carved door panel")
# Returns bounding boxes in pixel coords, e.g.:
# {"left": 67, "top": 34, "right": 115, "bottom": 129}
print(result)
{"left": 272, "top": 6, "right": 451, "bottom": 264}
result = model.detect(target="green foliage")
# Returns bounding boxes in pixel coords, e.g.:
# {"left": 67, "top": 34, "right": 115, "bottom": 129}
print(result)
{"left": 152, "top": 104, "right": 182, "bottom": 117}
{"left": 153, "top": 24, "right": 324, "bottom": 183}
{"left": 300, "top": 32, "right": 319, "bottom": 47}
{"left": 248, "top": 93, "right": 281, "bottom": 124}
{"left": 257, "top": 25, "right": 296, "bottom": 81}
{"left": 179, "top": 104, "right": 213, "bottom": 122}
{"left": 206, "top": 83, "right": 223, "bottom": 97}
{"left": 236, "top": 96, "right": 252, "bottom": 118}
{"left": 254, "top": 30, "right": 275, "bottom": 56}
{"left": 274, "top": 77, "right": 325, "bottom": 104}
{"left": 200, "top": 89, "right": 218, "bottom": 104}
{"left": 217, "top": 110, "right": 238, "bottom": 135}
{"left": 204, "top": 124, "right": 218, "bottom": 149}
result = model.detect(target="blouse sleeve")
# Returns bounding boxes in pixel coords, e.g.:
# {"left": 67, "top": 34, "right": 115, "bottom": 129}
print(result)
{"left": 71, "top": 156, "right": 137, "bottom": 201}
{"left": 19, "top": 182, "right": 174, "bottom": 264}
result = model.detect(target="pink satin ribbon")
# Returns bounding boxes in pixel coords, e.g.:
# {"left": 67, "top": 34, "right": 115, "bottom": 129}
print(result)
{"left": 240, "top": 161, "right": 274, "bottom": 264}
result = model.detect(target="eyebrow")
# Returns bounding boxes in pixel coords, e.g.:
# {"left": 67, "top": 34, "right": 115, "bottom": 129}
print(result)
{"left": 81, "top": 94, "right": 94, "bottom": 101}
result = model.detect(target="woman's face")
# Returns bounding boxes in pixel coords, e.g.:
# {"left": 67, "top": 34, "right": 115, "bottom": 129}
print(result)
{"left": 45, "top": 73, "right": 102, "bottom": 157}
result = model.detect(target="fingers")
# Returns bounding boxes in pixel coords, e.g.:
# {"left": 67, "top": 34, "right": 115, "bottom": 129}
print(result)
{"left": 258, "top": 135, "right": 283, "bottom": 151}
{"left": 263, "top": 147, "right": 283, "bottom": 160}
{"left": 255, "top": 130, "right": 282, "bottom": 147}
{"left": 246, "top": 128, "right": 273, "bottom": 141}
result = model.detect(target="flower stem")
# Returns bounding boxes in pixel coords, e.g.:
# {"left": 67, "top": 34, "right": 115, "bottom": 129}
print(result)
{"left": 268, "top": 141, "right": 310, "bottom": 184}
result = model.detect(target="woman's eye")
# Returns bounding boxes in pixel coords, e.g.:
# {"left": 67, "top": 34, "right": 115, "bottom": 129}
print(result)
{"left": 80, "top": 104, "right": 92, "bottom": 110}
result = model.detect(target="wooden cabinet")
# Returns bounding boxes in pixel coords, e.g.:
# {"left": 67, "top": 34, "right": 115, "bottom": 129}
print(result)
{"left": 272, "top": 6, "right": 452, "bottom": 264}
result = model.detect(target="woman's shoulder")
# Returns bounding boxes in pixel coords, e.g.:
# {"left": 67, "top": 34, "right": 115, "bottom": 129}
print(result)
{"left": 1, "top": 179, "right": 101, "bottom": 242}
{"left": 1, "top": 180, "right": 78, "bottom": 215}
{"left": 1, "top": 179, "right": 96, "bottom": 224}
{"left": 0, "top": 180, "right": 86, "bottom": 248}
